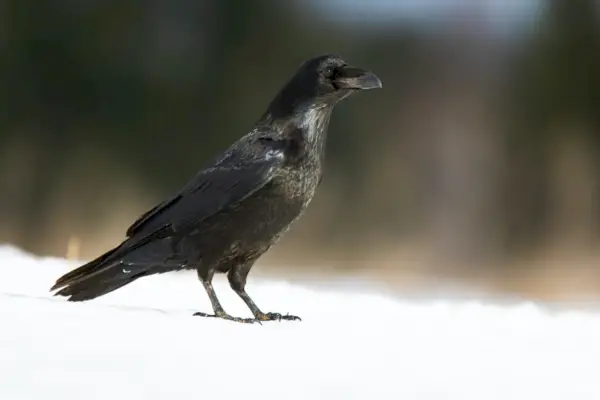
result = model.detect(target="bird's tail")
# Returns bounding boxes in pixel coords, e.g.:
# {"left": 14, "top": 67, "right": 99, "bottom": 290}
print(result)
{"left": 50, "top": 238, "right": 170, "bottom": 302}
{"left": 50, "top": 228, "right": 183, "bottom": 302}
{"left": 51, "top": 246, "right": 120, "bottom": 291}
{"left": 49, "top": 244, "right": 140, "bottom": 301}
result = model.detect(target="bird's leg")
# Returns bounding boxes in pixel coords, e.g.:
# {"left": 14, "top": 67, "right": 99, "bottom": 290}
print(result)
{"left": 193, "top": 268, "right": 255, "bottom": 324}
{"left": 228, "top": 264, "right": 301, "bottom": 322}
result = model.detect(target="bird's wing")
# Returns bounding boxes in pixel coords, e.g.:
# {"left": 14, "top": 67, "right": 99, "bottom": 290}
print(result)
{"left": 50, "top": 142, "right": 285, "bottom": 296}
{"left": 125, "top": 147, "right": 284, "bottom": 239}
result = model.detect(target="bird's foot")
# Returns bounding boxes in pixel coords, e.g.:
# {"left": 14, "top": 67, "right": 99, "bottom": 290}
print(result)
{"left": 254, "top": 312, "right": 302, "bottom": 322}
{"left": 193, "top": 310, "right": 256, "bottom": 324}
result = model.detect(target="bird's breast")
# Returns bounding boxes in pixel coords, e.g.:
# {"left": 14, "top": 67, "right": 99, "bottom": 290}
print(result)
{"left": 187, "top": 157, "right": 323, "bottom": 266}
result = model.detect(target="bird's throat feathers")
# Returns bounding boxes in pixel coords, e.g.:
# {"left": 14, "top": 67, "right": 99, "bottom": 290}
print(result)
{"left": 294, "top": 106, "right": 332, "bottom": 145}
{"left": 260, "top": 105, "right": 333, "bottom": 148}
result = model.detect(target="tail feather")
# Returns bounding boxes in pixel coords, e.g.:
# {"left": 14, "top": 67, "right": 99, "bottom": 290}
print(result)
{"left": 54, "top": 271, "right": 142, "bottom": 302}
{"left": 50, "top": 238, "right": 180, "bottom": 302}
{"left": 50, "top": 246, "right": 121, "bottom": 292}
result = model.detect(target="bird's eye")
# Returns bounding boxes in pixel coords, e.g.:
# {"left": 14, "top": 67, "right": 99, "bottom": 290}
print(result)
{"left": 323, "top": 66, "right": 335, "bottom": 79}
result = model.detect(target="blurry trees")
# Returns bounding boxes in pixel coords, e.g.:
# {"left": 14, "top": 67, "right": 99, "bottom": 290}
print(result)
{"left": 1, "top": 0, "right": 405, "bottom": 257}
{"left": 504, "top": 0, "right": 600, "bottom": 256}
{"left": 2, "top": 0, "right": 600, "bottom": 296}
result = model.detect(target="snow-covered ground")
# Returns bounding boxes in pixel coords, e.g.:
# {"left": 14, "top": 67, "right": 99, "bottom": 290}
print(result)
{"left": 1, "top": 244, "right": 600, "bottom": 400}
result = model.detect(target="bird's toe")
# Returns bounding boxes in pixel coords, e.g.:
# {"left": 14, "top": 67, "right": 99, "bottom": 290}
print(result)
{"left": 193, "top": 310, "right": 256, "bottom": 324}
{"left": 256, "top": 312, "right": 301, "bottom": 322}
{"left": 281, "top": 313, "right": 302, "bottom": 321}
{"left": 192, "top": 311, "right": 214, "bottom": 317}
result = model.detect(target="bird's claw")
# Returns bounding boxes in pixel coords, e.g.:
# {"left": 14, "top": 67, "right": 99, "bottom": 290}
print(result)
{"left": 255, "top": 312, "right": 302, "bottom": 322}
{"left": 192, "top": 310, "right": 301, "bottom": 323}
{"left": 193, "top": 311, "right": 256, "bottom": 324}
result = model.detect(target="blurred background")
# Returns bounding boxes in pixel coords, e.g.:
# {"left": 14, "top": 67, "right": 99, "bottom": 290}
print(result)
{"left": 2, "top": 0, "right": 600, "bottom": 302}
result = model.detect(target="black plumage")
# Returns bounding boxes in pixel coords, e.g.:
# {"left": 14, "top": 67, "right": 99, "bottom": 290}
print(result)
{"left": 50, "top": 54, "right": 382, "bottom": 323}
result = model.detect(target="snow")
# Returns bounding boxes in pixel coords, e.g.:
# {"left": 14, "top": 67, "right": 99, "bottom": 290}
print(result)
{"left": 1, "top": 244, "right": 600, "bottom": 399}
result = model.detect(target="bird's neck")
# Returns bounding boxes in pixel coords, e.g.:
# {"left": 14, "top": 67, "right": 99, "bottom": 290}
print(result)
{"left": 293, "top": 105, "right": 333, "bottom": 146}
{"left": 260, "top": 105, "right": 333, "bottom": 159}
{"left": 261, "top": 104, "right": 333, "bottom": 141}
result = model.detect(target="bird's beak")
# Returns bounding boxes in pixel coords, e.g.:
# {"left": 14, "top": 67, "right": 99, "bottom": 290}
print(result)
{"left": 334, "top": 66, "right": 383, "bottom": 90}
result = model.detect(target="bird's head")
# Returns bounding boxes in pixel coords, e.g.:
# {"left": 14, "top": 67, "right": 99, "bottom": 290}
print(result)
{"left": 264, "top": 54, "right": 382, "bottom": 120}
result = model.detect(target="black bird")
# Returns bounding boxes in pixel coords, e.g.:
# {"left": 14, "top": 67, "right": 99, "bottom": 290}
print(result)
{"left": 50, "top": 54, "right": 382, "bottom": 323}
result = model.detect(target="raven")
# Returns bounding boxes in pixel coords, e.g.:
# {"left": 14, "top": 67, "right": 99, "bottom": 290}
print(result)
{"left": 50, "top": 54, "right": 382, "bottom": 323}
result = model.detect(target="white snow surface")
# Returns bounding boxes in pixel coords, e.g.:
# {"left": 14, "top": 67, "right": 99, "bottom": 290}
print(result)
{"left": 1, "top": 244, "right": 600, "bottom": 399}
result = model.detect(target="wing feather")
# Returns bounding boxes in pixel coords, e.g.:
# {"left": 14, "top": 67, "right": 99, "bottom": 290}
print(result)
{"left": 125, "top": 155, "right": 283, "bottom": 239}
